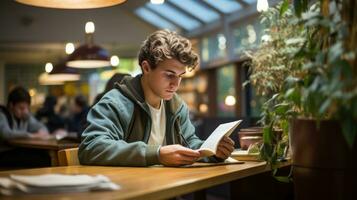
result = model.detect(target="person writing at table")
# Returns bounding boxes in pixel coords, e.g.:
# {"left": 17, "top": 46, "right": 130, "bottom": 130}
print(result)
{"left": 0, "top": 86, "right": 50, "bottom": 167}
{"left": 79, "top": 30, "right": 235, "bottom": 167}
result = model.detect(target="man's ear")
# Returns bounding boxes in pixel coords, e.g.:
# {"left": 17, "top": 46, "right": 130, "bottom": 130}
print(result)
{"left": 141, "top": 60, "right": 151, "bottom": 74}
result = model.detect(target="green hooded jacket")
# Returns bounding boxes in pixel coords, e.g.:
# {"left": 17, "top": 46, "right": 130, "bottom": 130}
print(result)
{"left": 79, "top": 75, "right": 218, "bottom": 166}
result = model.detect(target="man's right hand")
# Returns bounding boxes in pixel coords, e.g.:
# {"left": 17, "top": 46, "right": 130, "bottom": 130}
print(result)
{"left": 159, "top": 144, "right": 200, "bottom": 166}
{"left": 30, "top": 129, "right": 50, "bottom": 139}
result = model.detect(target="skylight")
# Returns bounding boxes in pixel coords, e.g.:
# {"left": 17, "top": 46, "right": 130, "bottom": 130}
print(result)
{"left": 146, "top": 3, "right": 201, "bottom": 31}
{"left": 243, "top": 0, "right": 257, "bottom": 4}
{"left": 135, "top": 7, "right": 177, "bottom": 31}
{"left": 168, "top": 0, "right": 220, "bottom": 24}
{"left": 203, "top": 0, "right": 243, "bottom": 14}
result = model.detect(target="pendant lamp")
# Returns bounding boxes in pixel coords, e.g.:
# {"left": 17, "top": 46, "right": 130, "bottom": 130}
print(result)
{"left": 67, "top": 21, "right": 111, "bottom": 68}
{"left": 15, "top": 0, "right": 126, "bottom": 9}
{"left": 39, "top": 62, "right": 80, "bottom": 85}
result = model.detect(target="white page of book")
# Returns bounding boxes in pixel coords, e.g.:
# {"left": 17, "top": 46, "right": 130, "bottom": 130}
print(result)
{"left": 199, "top": 120, "right": 242, "bottom": 156}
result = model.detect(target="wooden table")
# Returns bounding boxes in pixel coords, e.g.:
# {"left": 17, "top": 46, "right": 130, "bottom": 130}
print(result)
{"left": 0, "top": 161, "right": 291, "bottom": 200}
{"left": 7, "top": 138, "right": 79, "bottom": 166}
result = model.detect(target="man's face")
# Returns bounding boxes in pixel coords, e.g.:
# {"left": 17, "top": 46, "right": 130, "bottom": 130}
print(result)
{"left": 145, "top": 59, "right": 186, "bottom": 100}
{"left": 10, "top": 102, "right": 30, "bottom": 119}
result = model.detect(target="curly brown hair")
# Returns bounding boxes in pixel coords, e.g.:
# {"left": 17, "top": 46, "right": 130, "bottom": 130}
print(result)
{"left": 138, "top": 30, "right": 199, "bottom": 71}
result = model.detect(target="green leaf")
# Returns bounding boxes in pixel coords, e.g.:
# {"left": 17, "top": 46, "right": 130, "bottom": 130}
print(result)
{"left": 281, "top": 120, "right": 289, "bottom": 135}
{"left": 285, "top": 88, "right": 296, "bottom": 97}
{"left": 341, "top": 118, "right": 357, "bottom": 149}
{"left": 285, "top": 76, "right": 300, "bottom": 85}
{"left": 301, "top": 11, "right": 320, "bottom": 21}
{"left": 280, "top": 0, "right": 289, "bottom": 17}
{"left": 285, "top": 37, "right": 306, "bottom": 45}
{"left": 319, "top": 98, "right": 331, "bottom": 115}
{"left": 271, "top": 93, "right": 280, "bottom": 101}
{"left": 263, "top": 127, "right": 274, "bottom": 144}
{"left": 285, "top": 87, "right": 301, "bottom": 105}
{"left": 260, "top": 143, "right": 274, "bottom": 161}
{"left": 293, "top": 0, "right": 302, "bottom": 17}
{"left": 353, "top": 99, "right": 357, "bottom": 119}
{"left": 302, "top": 62, "right": 314, "bottom": 70}
{"left": 328, "top": 42, "right": 343, "bottom": 63}
{"left": 242, "top": 80, "right": 250, "bottom": 88}
{"left": 274, "top": 103, "right": 290, "bottom": 115}
{"left": 274, "top": 176, "right": 291, "bottom": 183}
{"left": 334, "top": 59, "right": 353, "bottom": 80}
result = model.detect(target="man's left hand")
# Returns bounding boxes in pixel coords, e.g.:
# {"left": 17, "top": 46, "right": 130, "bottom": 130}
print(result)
{"left": 215, "top": 136, "right": 235, "bottom": 160}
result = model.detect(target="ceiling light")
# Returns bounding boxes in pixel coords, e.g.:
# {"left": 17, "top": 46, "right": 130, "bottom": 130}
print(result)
{"left": 39, "top": 73, "right": 65, "bottom": 85}
{"left": 48, "top": 62, "right": 81, "bottom": 81}
{"left": 150, "top": 0, "right": 164, "bottom": 4}
{"left": 85, "top": 22, "right": 95, "bottom": 34}
{"left": 65, "top": 43, "right": 75, "bottom": 54}
{"left": 110, "top": 55, "right": 120, "bottom": 66}
{"left": 257, "top": 0, "right": 269, "bottom": 12}
{"left": 45, "top": 62, "right": 53, "bottom": 73}
{"left": 67, "top": 21, "right": 111, "bottom": 68}
{"left": 15, "top": 0, "right": 127, "bottom": 9}
{"left": 225, "top": 95, "right": 236, "bottom": 106}
{"left": 39, "top": 62, "right": 81, "bottom": 85}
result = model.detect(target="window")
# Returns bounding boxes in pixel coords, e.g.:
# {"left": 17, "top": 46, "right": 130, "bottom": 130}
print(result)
{"left": 201, "top": 33, "right": 227, "bottom": 62}
{"left": 233, "top": 18, "right": 264, "bottom": 55}
{"left": 217, "top": 65, "right": 236, "bottom": 117}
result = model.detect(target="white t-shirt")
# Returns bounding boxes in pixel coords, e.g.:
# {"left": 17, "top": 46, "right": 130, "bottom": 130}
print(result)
{"left": 147, "top": 100, "right": 166, "bottom": 146}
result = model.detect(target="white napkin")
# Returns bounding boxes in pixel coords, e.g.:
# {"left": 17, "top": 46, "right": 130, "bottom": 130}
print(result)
{"left": 0, "top": 174, "right": 120, "bottom": 196}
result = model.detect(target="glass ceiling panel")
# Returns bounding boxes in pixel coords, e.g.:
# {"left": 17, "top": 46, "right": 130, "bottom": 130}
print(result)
{"left": 146, "top": 3, "right": 201, "bottom": 31}
{"left": 135, "top": 7, "right": 177, "bottom": 31}
{"left": 243, "top": 0, "right": 257, "bottom": 4}
{"left": 168, "top": 0, "right": 220, "bottom": 23}
{"left": 204, "top": 0, "right": 242, "bottom": 14}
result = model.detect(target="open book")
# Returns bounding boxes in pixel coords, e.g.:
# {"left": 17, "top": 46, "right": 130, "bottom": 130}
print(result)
{"left": 198, "top": 120, "right": 242, "bottom": 157}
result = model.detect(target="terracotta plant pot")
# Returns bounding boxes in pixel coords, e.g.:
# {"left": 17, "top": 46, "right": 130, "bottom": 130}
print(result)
{"left": 290, "top": 118, "right": 357, "bottom": 200}
{"left": 238, "top": 127, "right": 263, "bottom": 150}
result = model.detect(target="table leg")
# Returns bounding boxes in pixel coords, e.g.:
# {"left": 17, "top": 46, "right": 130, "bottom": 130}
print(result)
{"left": 193, "top": 189, "right": 206, "bottom": 200}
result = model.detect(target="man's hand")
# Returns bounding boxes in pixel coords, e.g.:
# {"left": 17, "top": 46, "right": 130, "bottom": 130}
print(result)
{"left": 53, "top": 129, "right": 68, "bottom": 140}
{"left": 30, "top": 129, "right": 50, "bottom": 139}
{"left": 159, "top": 144, "right": 200, "bottom": 166}
{"left": 215, "top": 136, "right": 235, "bottom": 160}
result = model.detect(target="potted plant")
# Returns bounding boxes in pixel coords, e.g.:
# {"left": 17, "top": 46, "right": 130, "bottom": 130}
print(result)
{"left": 244, "top": 1, "right": 307, "bottom": 181}
{"left": 246, "top": 0, "right": 357, "bottom": 199}
{"left": 285, "top": 0, "right": 357, "bottom": 199}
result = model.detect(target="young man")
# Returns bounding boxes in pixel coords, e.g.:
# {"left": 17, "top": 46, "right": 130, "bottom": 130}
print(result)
{"left": 79, "top": 30, "right": 235, "bottom": 166}
{"left": 0, "top": 86, "right": 50, "bottom": 167}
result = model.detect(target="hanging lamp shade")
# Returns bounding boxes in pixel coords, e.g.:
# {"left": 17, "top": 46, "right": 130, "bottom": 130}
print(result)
{"left": 15, "top": 0, "right": 127, "bottom": 9}
{"left": 66, "top": 44, "right": 111, "bottom": 68}
{"left": 66, "top": 21, "right": 111, "bottom": 69}
{"left": 39, "top": 73, "right": 64, "bottom": 85}
{"left": 48, "top": 62, "right": 81, "bottom": 81}
{"left": 38, "top": 62, "right": 81, "bottom": 85}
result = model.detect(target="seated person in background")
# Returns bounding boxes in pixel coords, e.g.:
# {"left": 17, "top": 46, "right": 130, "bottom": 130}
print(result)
{"left": 79, "top": 30, "right": 235, "bottom": 167}
{"left": 68, "top": 95, "right": 89, "bottom": 137}
{"left": 0, "top": 86, "right": 51, "bottom": 167}
{"left": 35, "top": 95, "right": 66, "bottom": 133}
{"left": 93, "top": 72, "right": 130, "bottom": 106}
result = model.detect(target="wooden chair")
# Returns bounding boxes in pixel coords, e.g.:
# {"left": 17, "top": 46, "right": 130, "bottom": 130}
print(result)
{"left": 58, "top": 147, "right": 80, "bottom": 166}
